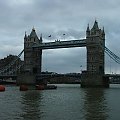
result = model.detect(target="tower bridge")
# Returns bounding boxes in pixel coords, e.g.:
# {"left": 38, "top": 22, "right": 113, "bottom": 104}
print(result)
{"left": 1, "top": 20, "right": 120, "bottom": 87}
{"left": 18, "top": 20, "right": 109, "bottom": 87}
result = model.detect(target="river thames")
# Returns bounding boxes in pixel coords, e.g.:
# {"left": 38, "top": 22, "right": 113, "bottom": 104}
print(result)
{"left": 0, "top": 84, "right": 120, "bottom": 120}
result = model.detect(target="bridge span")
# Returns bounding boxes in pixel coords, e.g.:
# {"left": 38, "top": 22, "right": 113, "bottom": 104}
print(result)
{"left": 36, "top": 73, "right": 120, "bottom": 84}
{"left": 32, "top": 39, "right": 86, "bottom": 49}
{"left": 1, "top": 73, "right": 120, "bottom": 84}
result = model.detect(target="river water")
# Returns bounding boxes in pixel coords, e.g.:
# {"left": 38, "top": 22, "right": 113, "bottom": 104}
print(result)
{"left": 0, "top": 84, "right": 120, "bottom": 120}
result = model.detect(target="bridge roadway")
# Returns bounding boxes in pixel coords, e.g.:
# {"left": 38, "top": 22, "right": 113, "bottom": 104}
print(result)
{"left": 1, "top": 73, "right": 120, "bottom": 84}
{"left": 36, "top": 74, "right": 120, "bottom": 84}
{"left": 104, "top": 74, "right": 120, "bottom": 77}
{"left": 36, "top": 73, "right": 81, "bottom": 78}
{"left": 38, "top": 73, "right": 120, "bottom": 78}
{"left": 0, "top": 73, "right": 120, "bottom": 79}
{"left": 32, "top": 39, "right": 86, "bottom": 49}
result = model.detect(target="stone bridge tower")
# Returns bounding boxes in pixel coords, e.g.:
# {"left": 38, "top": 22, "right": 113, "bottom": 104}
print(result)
{"left": 24, "top": 28, "right": 42, "bottom": 74}
{"left": 17, "top": 28, "right": 42, "bottom": 85}
{"left": 81, "top": 20, "right": 109, "bottom": 87}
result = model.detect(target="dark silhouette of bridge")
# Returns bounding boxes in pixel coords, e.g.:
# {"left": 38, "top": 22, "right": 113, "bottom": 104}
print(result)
{"left": 0, "top": 20, "right": 120, "bottom": 87}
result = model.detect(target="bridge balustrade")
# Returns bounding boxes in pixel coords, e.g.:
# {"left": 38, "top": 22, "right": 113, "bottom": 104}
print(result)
{"left": 33, "top": 39, "right": 86, "bottom": 49}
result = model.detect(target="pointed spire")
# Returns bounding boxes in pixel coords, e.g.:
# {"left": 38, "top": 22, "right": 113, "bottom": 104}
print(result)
{"left": 30, "top": 27, "right": 38, "bottom": 38}
{"left": 86, "top": 24, "right": 90, "bottom": 32}
{"left": 102, "top": 27, "right": 105, "bottom": 35}
{"left": 24, "top": 31, "right": 27, "bottom": 39}
{"left": 86, "top": 23, "right": 90, "bottom": 37}
{"left": 40, "top": 34, "right": 42, "bottom": 40}
{"left": 92, "top": 20, "right": 99, "bottom": 30}
{"left": 32, "top": 26, "right": 35, "bottom": 31}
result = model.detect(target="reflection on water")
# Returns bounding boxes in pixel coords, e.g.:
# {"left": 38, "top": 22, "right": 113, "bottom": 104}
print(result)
{"left": 83, "top": 88, "right": 108, "bottom": 120}
{"left": 20, "top": 90, "right": 43, "bottom": 120}
{"left": 1, "top": 84, "right": 120, "bottom": 120}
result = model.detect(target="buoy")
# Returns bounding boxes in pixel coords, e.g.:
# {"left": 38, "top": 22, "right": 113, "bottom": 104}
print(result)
{"left": 20, "top": 85, "right": 28, "bottom": 91}
{"left": 0, "top": 85, "right": 5, "bottom": 92}
{"left": 36, "top": 85, "right": 44, "bottom": 90}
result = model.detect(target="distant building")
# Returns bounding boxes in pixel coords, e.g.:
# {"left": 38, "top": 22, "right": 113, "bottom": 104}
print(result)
{"left": 0, "top": 54, "right": 24, "bottom": 74}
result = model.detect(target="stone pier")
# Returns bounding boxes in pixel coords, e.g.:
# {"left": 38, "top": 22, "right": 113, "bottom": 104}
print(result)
{"left": 81, "top": 71, "right": 109, "bottom": 87}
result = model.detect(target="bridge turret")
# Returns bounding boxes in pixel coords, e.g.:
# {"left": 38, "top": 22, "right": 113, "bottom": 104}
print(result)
{"left": 92, "top": 20, "right": 99, "bottom": 30}
{"left": 86, "top": 24, "right": 90, "bottom": 38}
{"left": 30, "top": 28, "right": 37, "bottom": 37}
{"left": 40, "top": 34, "right": 43, "bottom": 43}
{"left": 24, "top": 31, "right": 27, "bottom": 40}
{"left": 91, "top": 20, "right": 101, "bottom": 36}
{"left": 29, "top": 28, "right": 39, "bottom": 43}
{"left": 102, "top": 27, "right": 105, "bottom": 39}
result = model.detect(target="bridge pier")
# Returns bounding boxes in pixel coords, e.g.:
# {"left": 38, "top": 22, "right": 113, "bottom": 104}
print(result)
{"left": 17, "top": 72, "right": 36, "bottom": 85}
{"left": 81, "top": 72, "right": 109, "bottom": 87}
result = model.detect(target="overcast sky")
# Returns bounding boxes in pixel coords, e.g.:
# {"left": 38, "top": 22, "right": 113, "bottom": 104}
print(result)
{"left": 0, "top": 0, "right": 120, "bottom": 74}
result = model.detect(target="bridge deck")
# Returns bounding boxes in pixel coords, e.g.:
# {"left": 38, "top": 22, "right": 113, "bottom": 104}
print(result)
{"left": 33, "top": 39, "right": 86, "bottom": 49}
{"left": 104, "top": 74, "right": 120, "bottom": 77}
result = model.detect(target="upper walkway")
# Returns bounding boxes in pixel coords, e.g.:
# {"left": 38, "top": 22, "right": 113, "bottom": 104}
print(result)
{"left": 33, "top": 39, "right": 86, "bottom": 49}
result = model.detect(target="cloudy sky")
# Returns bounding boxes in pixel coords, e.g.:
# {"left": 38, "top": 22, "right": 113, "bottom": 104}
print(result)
{"left": 0, "top": 0, "right": 120, "bottom": 74}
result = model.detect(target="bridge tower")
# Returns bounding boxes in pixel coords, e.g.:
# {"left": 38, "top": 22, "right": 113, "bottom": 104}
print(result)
{"left": 24, "top": 28, "right": 42, "bottom": 74}
{"left": 17, "top": 28, "right": 42, "bottom": 85}
{"left": 81, "top": 20, "right": 109, "bottom": 87}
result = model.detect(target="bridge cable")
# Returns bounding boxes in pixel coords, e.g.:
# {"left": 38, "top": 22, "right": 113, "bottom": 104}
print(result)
{"left": 99, "top": 43, "right": 120, "bottom": 64}
{"left": 0, "top": 49, "right": 24, "bottom": 75}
